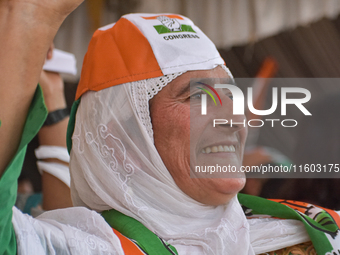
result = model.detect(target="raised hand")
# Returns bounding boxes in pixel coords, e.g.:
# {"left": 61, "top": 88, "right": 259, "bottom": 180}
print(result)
{"left": 2, "top": 0, "right": 84, "bottom": 20}
{"left": 0, "top": 0, "right": 83, "bottom": 175}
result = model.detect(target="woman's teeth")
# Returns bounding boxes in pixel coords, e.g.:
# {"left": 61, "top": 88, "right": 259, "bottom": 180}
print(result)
{"left": 201, "top": 145, "right": 235, "bottom": 154}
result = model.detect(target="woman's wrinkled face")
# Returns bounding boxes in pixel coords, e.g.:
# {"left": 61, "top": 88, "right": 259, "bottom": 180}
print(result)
{"left": 149, "top": 66, "right": 247, "bottom": 206}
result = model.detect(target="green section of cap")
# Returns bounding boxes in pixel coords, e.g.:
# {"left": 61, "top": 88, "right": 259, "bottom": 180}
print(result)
{"left": 154, "top": 24, "right": 196, "bottom": 34}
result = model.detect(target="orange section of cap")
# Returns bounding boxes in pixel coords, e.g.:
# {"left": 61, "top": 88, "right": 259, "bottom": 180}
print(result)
{"left": 75, "top": 17, "right": 163, "bottom": 100}
{"left": 112, "top": 229, "right": 146, "bottom": 255}
{"left": 142, "top": 14, "right": 184, "bottom": 20}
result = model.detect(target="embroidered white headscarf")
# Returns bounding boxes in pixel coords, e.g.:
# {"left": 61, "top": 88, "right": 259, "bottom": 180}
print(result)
{"left": 69, "top": 68, "right": 253, "bottom": 255}
{"left": 69, "top": 14, "right": 252, "bottom": 254}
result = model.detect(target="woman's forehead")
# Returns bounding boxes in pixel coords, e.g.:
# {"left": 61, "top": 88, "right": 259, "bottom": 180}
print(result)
{"left": 167, "top": 67, "right": 232, "bottom": 96}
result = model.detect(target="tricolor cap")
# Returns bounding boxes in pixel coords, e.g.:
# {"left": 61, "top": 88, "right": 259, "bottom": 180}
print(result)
{"left": 75, "top": 13, "right": 225, "bottom": 100}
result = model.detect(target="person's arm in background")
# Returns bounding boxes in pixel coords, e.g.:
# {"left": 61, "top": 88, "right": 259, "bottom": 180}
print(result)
{"left": 38, "top": 46, "right": 73, "bottom": 210}
{"left": 0, "top": 0, "right": 83, "bottom": 176}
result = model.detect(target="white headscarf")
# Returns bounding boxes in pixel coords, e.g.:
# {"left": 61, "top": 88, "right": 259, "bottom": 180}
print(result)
{"left": 69, "top": 66, "right": 254, "bottom": 255}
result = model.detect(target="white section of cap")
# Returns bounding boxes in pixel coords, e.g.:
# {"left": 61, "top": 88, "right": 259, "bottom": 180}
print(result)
{"left": 123, "top": 13, "right": 224, "bottom": 75}
{"left": 98, "top": 23, "right": 115, "bottom": 31}
{"left": 43, "top": 49, "right": 77, "bottom": 75}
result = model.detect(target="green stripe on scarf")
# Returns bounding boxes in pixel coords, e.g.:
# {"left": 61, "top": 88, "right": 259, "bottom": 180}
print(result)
{"left": 102, "top": 209, "right": 178, "bottom": 255}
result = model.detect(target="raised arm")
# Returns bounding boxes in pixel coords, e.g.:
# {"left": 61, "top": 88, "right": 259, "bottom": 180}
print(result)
{"left": 0, "top": 0, "right": 83, "bottom": 175}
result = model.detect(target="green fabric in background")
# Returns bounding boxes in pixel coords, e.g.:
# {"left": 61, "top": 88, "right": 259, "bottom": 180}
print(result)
{"left": 0, "top": 86, "right": 47, "bottom": 255}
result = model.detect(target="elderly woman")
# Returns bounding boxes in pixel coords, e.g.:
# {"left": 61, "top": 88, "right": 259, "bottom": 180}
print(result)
{"left": 0, "top": 3, "right": 338, "bottom": 254}
{"left": 66, "top": 13, "right": 251, "bottom": 254}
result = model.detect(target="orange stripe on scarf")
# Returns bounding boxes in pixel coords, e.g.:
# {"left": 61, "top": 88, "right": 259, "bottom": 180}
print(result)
{"left": 270, "top": 199, "right": 340, "bottom": 227}
{"left": 112, "top": 228, "right": 146, "bottom": 255}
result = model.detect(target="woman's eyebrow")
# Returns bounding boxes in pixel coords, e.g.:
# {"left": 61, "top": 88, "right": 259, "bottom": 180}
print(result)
{"left": 174, "top": 76, "right": 234, "bottom": 97}
{"left": 174, "top": 83, "right": 191, "bottom": 97}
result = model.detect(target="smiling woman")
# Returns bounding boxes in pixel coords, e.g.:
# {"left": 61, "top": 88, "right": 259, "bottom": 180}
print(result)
{"left": 67, "top": 13, "right": 252, "bottom": 254}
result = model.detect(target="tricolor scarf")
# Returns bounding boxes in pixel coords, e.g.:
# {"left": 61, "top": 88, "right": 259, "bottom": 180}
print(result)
{"left": 101, "top": 195, "right": 340, "bottom": 255}
{"left": 239, "top": 194, "right": 340, "bottom": 255}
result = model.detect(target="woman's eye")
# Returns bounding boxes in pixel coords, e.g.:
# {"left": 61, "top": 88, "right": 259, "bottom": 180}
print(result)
{"left": 190, "top": 93, "right": 202, "bottom": 100}
{"left": 221, "top": 88, "right": 233, "bottom": 100}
